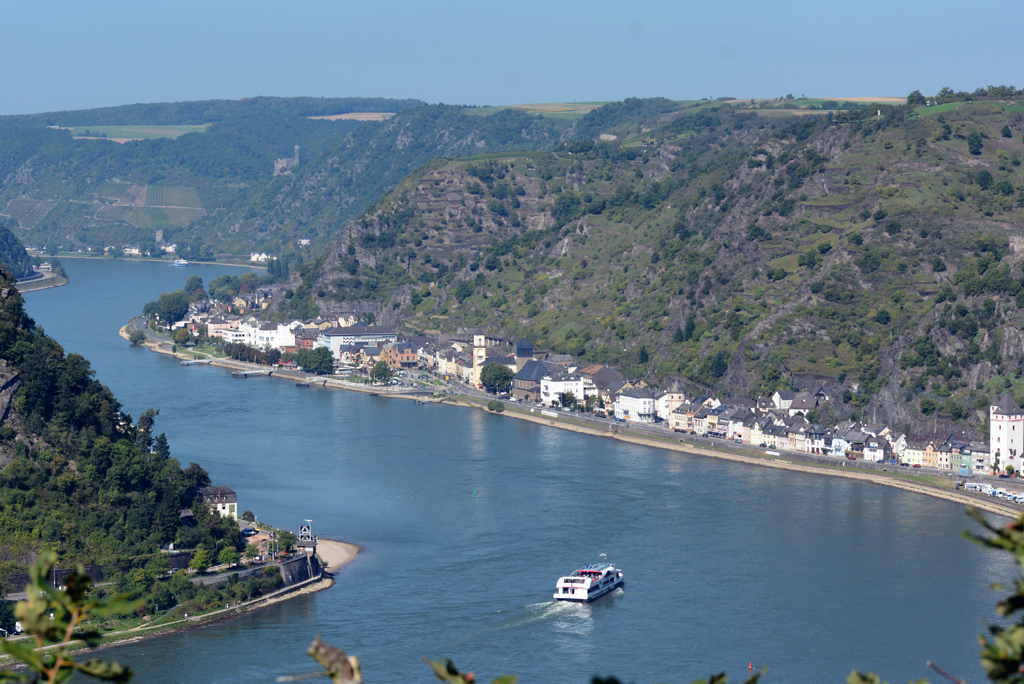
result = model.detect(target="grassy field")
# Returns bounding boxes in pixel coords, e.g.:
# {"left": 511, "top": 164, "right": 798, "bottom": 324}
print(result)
{"left": 464, "top": 102, "right": 609, "bottom": 119}
{"left": 913, "top": 102, "right": 969, "bottom": 116}
{"left": 70, "top": 124, "right": 209, "bottom": 140}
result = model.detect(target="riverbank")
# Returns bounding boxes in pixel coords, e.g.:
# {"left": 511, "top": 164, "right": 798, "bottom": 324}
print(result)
{"left": 0, "top": 540, "right": 360, "bottom": 667}
{"left": 120, "top": 321, "right": 1019, "bottom": 520}
{"left": 451, "top": 395, "right": 1021, "bottom": 519}
{"left": 40, "top": 253, "right": 266, "bottom": 270}
{"left": 17, "top": 274, "right": 68, "bottom": 292}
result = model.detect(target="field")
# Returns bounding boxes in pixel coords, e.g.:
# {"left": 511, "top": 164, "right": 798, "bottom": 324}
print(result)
{"left": 2, "top": 199, "right": 58, "bottom": 229}
{"left": 309, "top": 113, "right": 395, "bottom": 121}
{"left": 145, "top": 186, "right": 203, "bottom": 208}
{"left": 94, "top": 205, "right": 136, "bottom": 223}
{"left": 131, "top": 207, "right": 205, "bottom": 229}
{"left": 464, "top": 102, "right": 609, "bottom": 119}
{"left": 69, "top": 124, "right": 209, "bottom": 140}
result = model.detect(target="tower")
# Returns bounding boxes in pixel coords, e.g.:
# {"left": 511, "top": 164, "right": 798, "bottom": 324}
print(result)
{"left": 471, "top": 328, "right": 487, "bottom": 385}
{"left": 293, "top": 146, "right": 300, "bottom": 168}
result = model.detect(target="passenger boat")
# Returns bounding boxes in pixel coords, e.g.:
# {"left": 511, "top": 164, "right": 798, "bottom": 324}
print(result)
{"left": 553, "top": 562, "right": 624, "bottom": 602}
{"left": 173, "top": 258, "right": 188, "bottom": 267}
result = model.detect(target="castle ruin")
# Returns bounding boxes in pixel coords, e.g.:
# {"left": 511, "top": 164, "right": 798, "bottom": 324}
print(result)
{"left": 273, "top": 145, "right": 300, "bottom": 176}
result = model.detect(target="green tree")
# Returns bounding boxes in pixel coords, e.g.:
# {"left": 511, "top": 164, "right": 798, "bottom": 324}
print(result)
{"left": 968, "top": 131, "right": 984, "bottom": 155}
{"left": 906, "top": 90, "right": 926, "bottom": 106}
{"left": 173, "top": 327, "right": 192, "bottom": 345}
{"left": 977, "top": 169, "right": 994, "bottom": 190}
{"left": 241, "top": 510, "right": 256, "bottom": 522}
{"left": 874, "top": 309, "right": 891, "bottom": 325}
{"left": 1003, "top": 124, "right": 1013, "bottom": 138}
{"left": 244, "top": 544, "right": 259, "bottom": 561}
{"left": 128, "top": 329, "right": 145, "bottom": 346}
{"left": 183, "top": 275, "right": 204, "bottom": 294}
{"left": 218, "top": 547, "right": 240, "bottom": 566}
{"left": 370, "top": 361, "right": 394, "bottom": 384}
{"left": 143, "top": 289, "right": 190, "bottom": 324}
{"left": 295, "top": 347, "right": 334, "bottom": 375}
{"left": 278, "top": 530, "right": 298, "bottom": 551}
{"left": 479, "top": 363, "right": 514, "bottom": 394}
{"left": 189, "top": 546, "right": 211, "bottom": 573}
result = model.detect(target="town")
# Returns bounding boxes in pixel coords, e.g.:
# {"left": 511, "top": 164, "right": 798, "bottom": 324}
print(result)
{"left": 161, "top": 288, "right": 1021, "bottom": 483}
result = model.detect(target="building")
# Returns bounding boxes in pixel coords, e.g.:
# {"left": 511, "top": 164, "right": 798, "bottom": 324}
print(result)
{"left": 540, "top": 372, "right": 585, "bottom": 406}
{"left": 382, "top": 341, "right": 418, "bottom": 370}
{"left": 274, "top": 145, "right": 300, "bottom": 175}
{"left": 515, "top": 338, "right": 535, "bottom": 371}
{"left": 199, "top": 486, "right": 238, "bottom": 520}
{"left": 614, "top": 388, "right": 656, "bottom": 423}
{"left": 512, "top": 359, "right": 559, "bottom": 402}
{"left": 317, "top": 326, "right": 398, "bottom": 360}
{"left": 655, "top": 379, "right": 686, "bottom": 421}
{"left": 990, "top": 393, "right": 1024, "bottom": 474}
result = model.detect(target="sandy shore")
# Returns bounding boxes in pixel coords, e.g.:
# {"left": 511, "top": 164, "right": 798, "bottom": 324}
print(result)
{"left": 318, "top": 539, "right": 361, "bottom": 572}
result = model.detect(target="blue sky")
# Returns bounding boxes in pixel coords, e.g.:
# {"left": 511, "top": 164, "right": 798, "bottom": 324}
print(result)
{"left": 2, "top": 0, "right": 1020, "bottom": 115}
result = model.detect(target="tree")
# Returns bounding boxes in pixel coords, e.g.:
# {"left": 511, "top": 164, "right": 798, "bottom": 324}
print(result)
{"left": 370, "top": 361, "right": 394, "bottom": 385}
{"left": 479, "top": 363, "right": 513, "bottom": 394}
{"left": 968, "top": 131, "right": 984, "bottom": 155}
{"left": 143, "top": 289, "right": 190, "bottom": 324}
{"left": 173, "top": 327, "right": 191, "bottom": 345}
{"left": 128, "top": 329, "right": 145, "bottom": 346}
{"left": 977, "top": 169, "right": 994, "bottom": 190}
{"left": 1003, "top": 124, "right": 1013, "bottom": 138}
{"left": 295, "top": 347, "right": 334, "bottom": 375}
{"left": 241, "top": 510, "right": 256, "bottom": 522}
{"left": 218, "top": 547, "right": 240, "bottom": 566}
{"left": 244, "top": 544, "right": 259, "bottom": 561}
{"left": 907, "top": 90, "right": 926, "bottom": 106}
{"left": 278, "top": 530, "right": 298, "bottom": 551}
{"left": 189, "top": 546, "right": 211, "bottom": 573}
{"left": 184, "top": 275, "right": 204, "bottom": 294}
{"left": 874, "top": 309, "right": 891, "bottom": 325}
{"left": 637, "top": 346, "right": 649, "bottom": 364}
{"left": 184, "top": 462, "right": 211, "bottom": 491}
{"left": 153, "top": 433, "right": 170, "bottom": 459}
{"left": 682, "top": 314, "right": 696, "bottom": 342}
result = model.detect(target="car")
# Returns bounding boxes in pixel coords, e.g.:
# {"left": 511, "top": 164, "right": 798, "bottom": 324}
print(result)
{"left": 899, "top": 463, "right": 909, "bottom": 467}
{"left": 0, "top": 628, "right": 7, "bottom": 638}
{"left": 242, "top": 527, "right": 256, "bottom": 536}
{"left": 759, "top": 442, "right": 767, "bottom": 448}
{"left": 913, "top": 464, "right": 921, "bottom": 468}
{"left": 846, "top": 455, "right": 856, "bottom": 460}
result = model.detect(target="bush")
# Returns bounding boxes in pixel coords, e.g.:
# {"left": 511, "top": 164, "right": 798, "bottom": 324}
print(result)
{"left": 486, "top": 400, "right": 505, "bottom": 413}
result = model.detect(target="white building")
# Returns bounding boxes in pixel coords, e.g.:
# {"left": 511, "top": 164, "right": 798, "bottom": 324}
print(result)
{"left": 614, "top": 388, "right": 657, "bottom": 423}
{"left": 540, "top": 373, "right": 585, "bottom": 406}
{"left": 990, "top": 393, "right": 1024, "bottom": 473}
{"left": 654, "top": 379, "right": 686, "bottom": 421}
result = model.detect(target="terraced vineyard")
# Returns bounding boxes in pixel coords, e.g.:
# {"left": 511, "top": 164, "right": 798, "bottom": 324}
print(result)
{"left": 131, "top": 206, "right": 205, "bottom": 228}
{"left": 2, "top": 199, "right": 57, "bottom": 229}
{"left": 144, "top": 185, "right": 202, "bottom": 208}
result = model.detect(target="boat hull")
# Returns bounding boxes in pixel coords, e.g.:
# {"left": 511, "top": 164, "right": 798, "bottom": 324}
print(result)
{"left": 554, "top": 578, "right": 624, "bottom": 603}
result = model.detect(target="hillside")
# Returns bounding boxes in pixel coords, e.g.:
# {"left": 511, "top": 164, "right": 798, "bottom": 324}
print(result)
{"left": 0, "top": 268, "right": 234, "bottom": 582}
{"left": 0, "top": 220, "right": 34, "bottom": 279}
{"left": 289, "top": 92, "right": 1024, "bottom": 437}
{"left": 0, "top": 98, "right": 572, "bottom": 262}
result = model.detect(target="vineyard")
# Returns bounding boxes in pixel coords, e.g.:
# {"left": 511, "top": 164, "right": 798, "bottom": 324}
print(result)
{"left": 95, "top": 182, "right": 130, "bottom": 199}
{"left": 144, "top": 185, "right": 203, "bottom": 208}
{"left": 94, "top": 205, "right": 136, "bottom": 223}
{"left": 1, "top": 199, "right": 57, "bottom": 229}
{"left": 131, "top": 207, "right": 205, "bottom": 229}
{"left": 115, "top": 185, "right": 146, "bottom": 206}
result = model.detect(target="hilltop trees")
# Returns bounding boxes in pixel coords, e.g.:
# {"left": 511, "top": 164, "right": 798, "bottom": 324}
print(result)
{"left": 143, "top": 289, "right": 189, "bottom": 324}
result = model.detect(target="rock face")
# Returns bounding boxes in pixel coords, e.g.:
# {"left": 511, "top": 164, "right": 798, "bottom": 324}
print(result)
{"left": 0, "top": 359, "right": 19, "bottom": 423}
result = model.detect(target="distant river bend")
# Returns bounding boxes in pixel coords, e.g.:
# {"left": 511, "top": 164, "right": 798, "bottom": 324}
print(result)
{"left": 23, "top": 259, "right": 1015, "bottom": 684}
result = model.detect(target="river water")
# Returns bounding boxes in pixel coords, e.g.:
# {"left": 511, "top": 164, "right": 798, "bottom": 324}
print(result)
{"left": 22, "top": 258, "right": 1016, "bottom": 684}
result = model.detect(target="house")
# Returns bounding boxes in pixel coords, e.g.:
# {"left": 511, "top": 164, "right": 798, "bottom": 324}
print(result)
{"left": 772, "top": 390, "right": 796, "bottom": 411}
{"left": 381, "top": 341, "right": 418, "bottom": 370}
{"left": 294, "top": 328, "right": 319, "bottom": 350}
{"left": 864, "top": 436, "right": 891, "bottom": 463}
{"left": 614, "top": 388, "right": 657, "bottom": 423}
{"left": 788, "top": 392, "right": 818, "bottom": 417}
{"left": 902, "top": 439, "right": 926, "bottom": 466}
{"left": 990, "top": 393, "right": 1024, "bottom": 474}
{"left": 199, "top": 486, "right": 238, "bottom": 520}
{"left": 297, "top": 237, "right": 311, "bottom": 246}
{"left": 579, "top": 365, "right": 628, "bottom": 402}
{"left": 541, "top": 372, "right": 585, "bottom": 407}
{"left": 317, "top": 326, "right": 398, "bottom": 360}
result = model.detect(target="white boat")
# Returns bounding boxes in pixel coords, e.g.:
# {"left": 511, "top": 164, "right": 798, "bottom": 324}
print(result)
{"left": 173, "top": 259, "right": 188, "bottom": 267}
{"left": 553, "top": 562, "right": 624, "bottom": 602}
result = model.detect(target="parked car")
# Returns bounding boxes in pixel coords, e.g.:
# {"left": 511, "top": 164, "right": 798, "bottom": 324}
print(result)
{"left": 913, "top": 464, "right": 921, "bottom": 468}
{"left": 846, "top": 455, "right": 856, "bottom": 460}
{"left": 759, "top": 442, "right": 767, "bottom": 448}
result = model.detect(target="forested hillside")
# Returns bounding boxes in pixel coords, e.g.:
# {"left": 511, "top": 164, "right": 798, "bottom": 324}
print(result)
{"left": 0, "top": 220, "right": 34, "bottom": 279}
{"left": 290, "top": 91, "right": 1024, "bottom": 437}
{"left": 0, "top": 268, "right": 232, "bottom": 581}
{"left": 0, "top": 98, "right": 571, "bottom": 262}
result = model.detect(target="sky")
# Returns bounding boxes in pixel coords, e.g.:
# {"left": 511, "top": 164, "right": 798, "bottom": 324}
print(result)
{"left": 2, "top": 0, "right": 1021, "bottom": 115}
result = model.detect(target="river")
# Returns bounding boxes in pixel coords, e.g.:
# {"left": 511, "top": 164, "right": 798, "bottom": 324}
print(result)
{"left": 22, "top": 258, "right": 1015, "bottom": 684}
